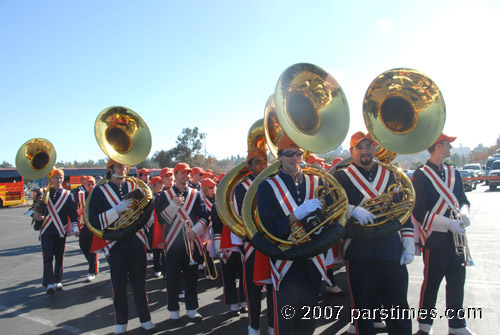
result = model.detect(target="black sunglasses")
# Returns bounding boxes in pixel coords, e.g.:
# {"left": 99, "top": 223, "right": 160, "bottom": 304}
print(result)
{"left": 282, "top": 150, "right": 304, "bottom": 158}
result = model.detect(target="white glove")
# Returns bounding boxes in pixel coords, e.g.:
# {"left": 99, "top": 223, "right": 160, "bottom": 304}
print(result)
{"left": 460, "top": 205, "right": 471, "bottom": 227}
{"left": 448, "top": 220, "right": 465, "bottom": 236}
{"left": 400, "top": 252, "right": 414, "bottom": 265}
{"left": 351, "top": 206, "right": 376, "bottom": 225}
{"left": 293, "top": 199, "right": 322, "bottom": 221}
{"left": 115, "top": 199, "right": 133, "bottom": 215}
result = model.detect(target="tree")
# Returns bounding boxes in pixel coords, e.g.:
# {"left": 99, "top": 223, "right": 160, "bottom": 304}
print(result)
{"left": 0, "top": 161, "right": 13, "bottom": 168}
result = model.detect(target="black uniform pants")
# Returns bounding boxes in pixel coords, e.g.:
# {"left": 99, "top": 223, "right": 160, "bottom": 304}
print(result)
{"left": 274, "top": 275, "right": 322, "bottom": 335}
{"left": 346, "top": 259, "right": 411, "bottom": 335}
{"left": 165, "top": 251, "right": 199, "bottom": 311}
{"left": 152, "top": 248, "right": 164, "bottom": 273}
{"left": 418, "top": 247, "right": 466, "bottom": 329}
{"left": 41, "top": 234, "right": 66, "bottom": 286}
{"left": 243, "top": 251, "right": 274, "bottom": 330}
{"left": 79, "top": 235, "right": 98, "bottom": 275}
{"left": 108, "top": 244, "right": 151, "bottom": 325}
{"left": 221, "top": 251, "right": 245, "bottom": 305}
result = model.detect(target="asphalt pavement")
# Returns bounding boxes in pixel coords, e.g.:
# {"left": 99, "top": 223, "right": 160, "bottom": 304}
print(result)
{"left": 0, "top": 184, "right": 499, "bottom": 334}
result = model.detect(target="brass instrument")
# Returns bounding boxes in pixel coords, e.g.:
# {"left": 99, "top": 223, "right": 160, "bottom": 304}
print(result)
{"left": 241, "top": 63, "right": 350, "bottom": 261}
{"left": 451, "top": 209, "right": 475, "bottom": 267}
{"left": 344, "top": 68, "right": 446, "bottom": 240}
{"left": 215, "top": 118, "right": 268, "bottom": 239}
{"left": 84, "top": 106, "right": 154, "bottom": 240}
{"left": 15, "top": 138, "right": 57, "bottom": 230}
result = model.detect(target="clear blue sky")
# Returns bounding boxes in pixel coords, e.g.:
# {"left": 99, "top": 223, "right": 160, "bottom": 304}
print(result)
{"left": 1, "top": 0, "right": 499, "bottom": 165}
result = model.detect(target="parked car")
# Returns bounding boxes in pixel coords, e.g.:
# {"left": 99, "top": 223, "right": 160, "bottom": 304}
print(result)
{"left": 485, "top": 155, "right": 500, "bottom": 185}
{"left": 489, "top": 160, "right": 500, "bottom": 191}
{"left": 459, "top": 170, "right": 474, "bottom": 192}
{"left": 462, "top": 163, "right": 484, "bottom": 182}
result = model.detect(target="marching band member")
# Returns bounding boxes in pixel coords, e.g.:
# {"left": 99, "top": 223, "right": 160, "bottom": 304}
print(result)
{"left": 412, "top": 134, "right": 474, "bottom": 335}
{"left": 189, "top": 166, "right": 205, "bottom": 190}
{"left": 149, "top": 176, "right": 165, "bottom": 277}
{"left": 235, "top": 148, "right": 274, "bottom": 335}
{"left": 160, "top": 167, "right": 174, "bottom": 189}
{"left": 155, "top": 162, "right": 209, "bottom": 324}
{"left": 32, "top": 168, "right": 79, "bottom": 295}
{"left": 332, "top": 131, "right": 413, "bottom": 335}
{"left": 211, "top": 188, "right": 247, "bottom": 318}
{"left": 75, "top": 176, "right": 99, "bottom": 282}
{"left": 200, "top": 177, "right": 218, "bottom": 279}
{"left": 137, "top": 168, "right": 151, "bottom": 184}
{"left": 88, "top": 159, "right": 155, "bottom": 335}
{"left": 256, "top": 135, "right": 331, "bottom": 335}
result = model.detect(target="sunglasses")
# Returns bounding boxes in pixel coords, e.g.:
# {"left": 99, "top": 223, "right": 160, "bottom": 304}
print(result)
{"left": 282, "top": 150, "right": 304, "bottom": 158}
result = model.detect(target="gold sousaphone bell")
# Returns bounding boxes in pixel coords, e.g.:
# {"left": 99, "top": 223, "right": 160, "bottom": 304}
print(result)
{"left": 344, "top": 68, "right": 445, "bottom": 240}
{"left": 15, "top": 138, "right": 57, "bottom": 181}
{"left": 241, "top": 63, "right": 350, "bottom": 261}
{"left": 84, "top": 106, "right": 154, "bottom": 241}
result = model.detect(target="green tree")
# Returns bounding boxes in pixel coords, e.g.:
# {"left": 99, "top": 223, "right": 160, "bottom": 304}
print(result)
{"left": 0, "top": 161, "right": 13, "bottom": 168}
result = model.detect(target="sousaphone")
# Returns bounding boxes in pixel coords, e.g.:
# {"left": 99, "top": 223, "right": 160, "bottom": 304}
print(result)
{"left": 84, "top": 106, "right": 154, "bottom": 240}
{"left": 241, "top": 63, "right": 350, "bottom": 261}
{"left": 344, "top": 68, "right": 445, "bottom": 240}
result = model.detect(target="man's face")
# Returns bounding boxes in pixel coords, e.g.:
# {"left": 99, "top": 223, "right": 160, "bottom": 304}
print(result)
{"left": 192, "top": 172, "right": 203, "bottom": 184}
{"left": 162, "top": 174, "right": 174, "bottom": 188}
{"left": 437, "top": 140, "right": 452, "bottom": 159}
{"left": 51, "top": 175, "right": 64, "bottom": 188}
{"left": 249, "top": 155, "right": 268, "bottom": 176}
{"left": 204, "top": 185, "right": 215, "bottom": 198}
{"left": 112, "top": 163, "right": 128, "bottom": 177}
{"left": 83, "top": 181, "right": 95, "bottom": 193}
{"left": 152, "top": 182, "right": 163, "bottom": 194}
{"left": 175, "top": 171, "right": 190, "bottom": 186}
{"left": 279, "top": 148, "right": 304, "bottom": 175}
{"left": 139, "top": 173, "right": 150, "bottom": 183}
{"left": 350, "top": 139, "right": 376, "bottom": 167}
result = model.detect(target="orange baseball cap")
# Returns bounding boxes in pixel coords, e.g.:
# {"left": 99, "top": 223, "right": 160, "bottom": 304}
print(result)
{"left": 107, "top": 159, "right": 117, "bottom": 169}
{"left": 201, "top": 178, "right": 217, "bottom": 188}
{"left": 350, "top": 131, "right": 376, "bottom": 148}
{"left": 150, "top": 176, "right": 162, "bottom": 185}
{"left": 247, "top": 148, "right": 267, "bottom": 162}
{"left": 174, "top": 162, "right": 191, "bottom": 174}
{"left": 138, "top": 168, "right": 150, "bottom": 175}
{"left": 216, "top": 173, "right": 226, "bottom": 182}
{"left": 277, "top": 134, "right": 300, "bottom": 151}
{"left": 49, "top": 168, "right": 64, "bottom": 177}
{"left": 433, "top": 133, "right": 457, "bottom": 145}
{"left": 160, "top": 167, "right": 173, "bottom": 177}
{"left": 191, "top": 167, "right": 204, "bottom": 175}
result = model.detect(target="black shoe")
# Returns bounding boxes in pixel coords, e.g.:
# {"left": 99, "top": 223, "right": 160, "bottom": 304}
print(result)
{"left": 414, "top": 331, "right": 430, "bottom": 335}
{"left": 169, "top": 318, "right": 180, "bottom": 326}
{"left": 230, "top": 310, "right": 240, "bottom": 317}
{"left": 239, "top": 307, "right": 248, "bottom": 314}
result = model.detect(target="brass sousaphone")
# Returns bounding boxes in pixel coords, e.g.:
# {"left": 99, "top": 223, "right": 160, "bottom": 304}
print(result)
{"left": 241, "top": 63, "right": 350, "bottom": 261}
{"left": 84, "top": 106, "right": 154, "bottom": 240}
{"left": 15, "top": 138, "right": 57, "bottom": 230}
{"left": 344, "top": 68, "right": 445, "bottom": 240}
{"left": 215, "top": 118, "right": 269, "bottom": 239}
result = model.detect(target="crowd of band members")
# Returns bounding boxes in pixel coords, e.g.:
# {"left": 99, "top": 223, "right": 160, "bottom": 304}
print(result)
{"left": 30, "top": 131, "right": 474, "bottom": 335}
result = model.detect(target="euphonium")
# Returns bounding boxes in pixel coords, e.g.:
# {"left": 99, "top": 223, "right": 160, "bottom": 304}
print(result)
{"left": 241, "top": 63, "right": 350, "bottom": 261}
{"left": 344, "top": 68, "right": 445, "bottom": 240}
{"left": 15, "top": 138, "right": 57, "bottom": 231}
{"left": 84, "top": 106, "right": 154, "bottom": 241}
